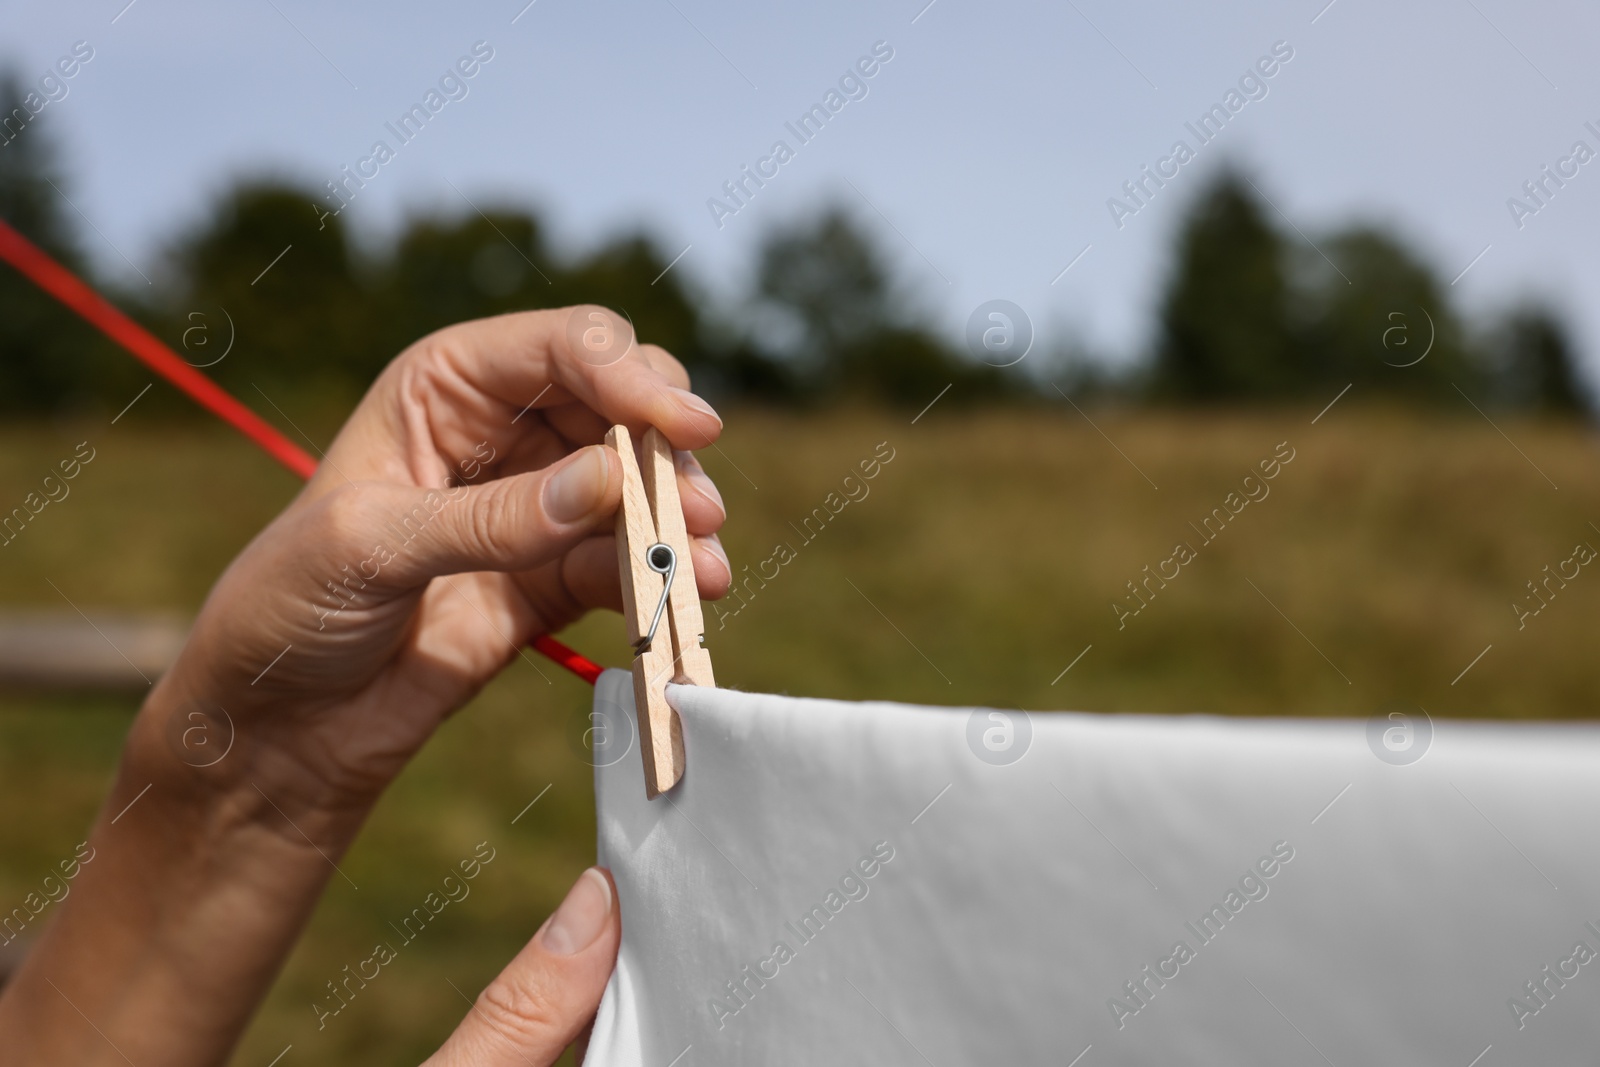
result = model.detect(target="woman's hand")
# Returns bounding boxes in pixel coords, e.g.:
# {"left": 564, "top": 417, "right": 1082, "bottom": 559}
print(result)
{"left": 147, "top": 305, "right": 729, "bottom": 808}
{"left": 0, "top": 307, "right": 724, "bottom": 1066}
{"left": 423, "top": 867, "right": 621, "bottom": 1067}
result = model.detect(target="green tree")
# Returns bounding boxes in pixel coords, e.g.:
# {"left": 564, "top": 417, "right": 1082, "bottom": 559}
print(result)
{"left": 753, "top": 207, "right": 891, "bottom": 375}
{"left": 0, "top": 71, "right": 125, "bottom": 412}
{"left": 1490, "top": 305, "right": 1588, "bottom": 416}
{"left": 749, "top": 205, "right": 997, "bottom": 403}
{"left": 1294, "top": 226, "right": 1479, "bottom": 401}
{"left": 167, "top": 181, "right": 371, "bottom": 404}
{"left": 1152, "top": 170, "right": 1299, "bottom": 400}
{"left": 372, "top": 209, "right": 553, "bottom": 366}
{"left": 375, "top": 211, "right": 751, "bottom": 396}
{"left": 560, "top": 231, "right": 800, "bottom": 402}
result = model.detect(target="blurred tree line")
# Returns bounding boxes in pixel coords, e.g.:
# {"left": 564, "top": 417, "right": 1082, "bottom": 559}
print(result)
{"left": 1148, "top": 170, "right": 1587, "bottom": 414}
{"left": 0, "top": 70, "right": 1588, "bottom": 418}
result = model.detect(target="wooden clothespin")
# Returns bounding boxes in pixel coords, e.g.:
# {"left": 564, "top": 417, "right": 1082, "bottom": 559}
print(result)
{"left": 606, "top": 424, "right": 715, "bottom": 798}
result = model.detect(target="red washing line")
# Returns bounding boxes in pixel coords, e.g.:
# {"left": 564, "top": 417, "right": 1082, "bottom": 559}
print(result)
{"left": 0, "top": 217, "right": 604, "bottom": 687}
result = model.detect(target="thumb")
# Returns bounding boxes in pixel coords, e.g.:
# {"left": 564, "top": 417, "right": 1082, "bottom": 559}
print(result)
{"left": 382, "top": 445, "right": 622, "bottom": 587}
{"left": 425, "top": 867, "right": 621, "bottom": 1067}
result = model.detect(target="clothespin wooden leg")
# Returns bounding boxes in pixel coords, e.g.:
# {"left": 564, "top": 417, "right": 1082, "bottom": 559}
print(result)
{"left": 640, "top": 427, "right": 716, "bottom": 690}
{"left": 607, "top": 424, "right": 715, "bottom": 798}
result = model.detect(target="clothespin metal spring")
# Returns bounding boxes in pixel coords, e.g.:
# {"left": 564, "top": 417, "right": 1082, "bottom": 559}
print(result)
{"left": 635, "top": 543, "right": 676, "bottom": 655}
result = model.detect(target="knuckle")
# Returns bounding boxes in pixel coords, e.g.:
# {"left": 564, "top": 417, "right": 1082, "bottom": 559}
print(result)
{"left": 562, "top": 302, "right": 623, "bottom": 340}
{"left": 472, "top": 972, "right": 562, "bottom": 1048}
{"left": 396, "top": 326, "right": 459, "bottom": 373}
{"left": 561, "top": 305, "right": 635, "bottom": 368}
{"left": 460, "top": 481, "right": 520, "bottom": 563}
{"left": 638, "top": 342, "right": 689, "bottom": 385}
{"left": 315, "top": 482, "right": 384, "bottom": 549}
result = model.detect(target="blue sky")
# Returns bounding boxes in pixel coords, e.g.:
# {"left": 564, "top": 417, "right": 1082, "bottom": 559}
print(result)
{"left": 7, "top": 0, "right": 1600, "bottom": 380}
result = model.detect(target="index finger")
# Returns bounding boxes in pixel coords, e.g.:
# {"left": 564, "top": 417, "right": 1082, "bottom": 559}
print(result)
{"left": 425, "top": 306, "right": 723, "bottom": 452}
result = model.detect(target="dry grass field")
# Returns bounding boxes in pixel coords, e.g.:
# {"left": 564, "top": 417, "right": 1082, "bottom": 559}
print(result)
{"left": 1, "top": 403, "right": 1598, "bottom": 1063}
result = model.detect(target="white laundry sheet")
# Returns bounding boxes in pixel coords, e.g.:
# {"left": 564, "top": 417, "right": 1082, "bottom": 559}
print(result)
{"left": 584, "top": 669, "right": 1600, "bottom": 1065}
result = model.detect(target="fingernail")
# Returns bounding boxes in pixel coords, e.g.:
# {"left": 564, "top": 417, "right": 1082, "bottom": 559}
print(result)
{"left": 668, "top": 387, "right": 722, "bottom": 429}
{"left": 701, "top": 534, "right": 730, "bottom": 581}
{"left": 540, "top": 867, "right": 613, "bottom": 956}
{"left": 543, "top": 447, "right": 611, "bottom": 524}
{"left": 677, "top": 453, "right": 725, "bottom": 519}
